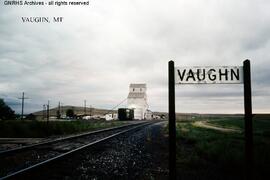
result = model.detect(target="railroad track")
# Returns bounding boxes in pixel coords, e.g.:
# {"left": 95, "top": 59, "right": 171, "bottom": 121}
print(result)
{"left": 0, "top": 122, "right": 146, "bottom": 156}
{"left": 0, "top": 121, "right": 160, "bottom": 180}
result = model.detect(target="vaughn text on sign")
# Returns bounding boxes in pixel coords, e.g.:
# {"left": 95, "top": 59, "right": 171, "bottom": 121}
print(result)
{"left": 175, "top": 66, "right": 243, "bottom": 84}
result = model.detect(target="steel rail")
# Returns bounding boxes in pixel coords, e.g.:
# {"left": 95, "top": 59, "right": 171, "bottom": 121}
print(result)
{"left": 0, "top": 121, "right": 159, "bottom": 180}
{"left": 0, "top": 121, "right": 148, "bottom": 156}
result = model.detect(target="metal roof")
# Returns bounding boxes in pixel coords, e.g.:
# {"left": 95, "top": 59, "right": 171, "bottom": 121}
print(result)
{"left": 129, "top": 84, "right": 146, "bottom": 88}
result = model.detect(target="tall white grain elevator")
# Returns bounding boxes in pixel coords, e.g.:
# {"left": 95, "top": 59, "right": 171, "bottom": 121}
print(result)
{"left": 127, "top": 83, "right": 149, "bottom": 120}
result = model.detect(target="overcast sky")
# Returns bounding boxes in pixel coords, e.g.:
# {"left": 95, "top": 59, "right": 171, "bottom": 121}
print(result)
{"left": 0, "top": 0, "right": 270, "bottom": 114}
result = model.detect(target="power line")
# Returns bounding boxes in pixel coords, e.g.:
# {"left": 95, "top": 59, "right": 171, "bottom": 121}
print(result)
{"left": 104, "top": 98, "right": 127, "bottom": 115}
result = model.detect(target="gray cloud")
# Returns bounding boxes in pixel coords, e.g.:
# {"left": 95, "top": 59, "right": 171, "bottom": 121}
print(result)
{"left": 0, "top": 0, "right": 270, "bottom": 114}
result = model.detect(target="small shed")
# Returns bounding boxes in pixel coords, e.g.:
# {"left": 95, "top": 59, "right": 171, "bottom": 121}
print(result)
{"left": 105, "top": 113, "right": 118, "bottom": 121}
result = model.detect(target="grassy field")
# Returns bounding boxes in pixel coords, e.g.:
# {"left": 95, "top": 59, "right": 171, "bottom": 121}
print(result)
{"left": 208, "top": 117, "right": 270, "bottom": 136}
{"left": 0, "top": 120, "right": 126, "bottom": 138}
{"left": 174, "top": 116, "right": 270, "bottom": 180}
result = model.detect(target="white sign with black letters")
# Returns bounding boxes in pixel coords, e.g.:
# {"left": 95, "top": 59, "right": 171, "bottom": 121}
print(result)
{"left": 175, "top": 66, "right": 243, "bottom": 84}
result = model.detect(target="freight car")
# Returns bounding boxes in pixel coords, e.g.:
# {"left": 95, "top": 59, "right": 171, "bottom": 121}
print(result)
{"left": 118, "top": 108, "right": 134, "bottom": 121}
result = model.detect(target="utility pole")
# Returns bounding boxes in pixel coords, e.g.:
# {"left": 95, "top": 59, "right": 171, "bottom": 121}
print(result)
{"left": 61, "top": 102, "right": 64, "bottom": 115}
{"left": 57, "top": 101, "right": 61, "bottom": 119}
{"left": 47, "top": 100, "right": 50, "bottom": 124}
{"left": 18, "top": 92, "right": 29, "bottom": 120}
{"left": 43, "top": 104, "right": 46, "bottom": 120}
{"left": 89, "top": 105, "right": 92, "bottom": 116}
{"left": 84, "top": 100, "right": 86, "bottom": 115}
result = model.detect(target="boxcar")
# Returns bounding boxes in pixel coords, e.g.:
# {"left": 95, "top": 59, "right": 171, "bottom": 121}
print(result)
{"left": 118, "top": 108, "right": 134, "bottom": 121}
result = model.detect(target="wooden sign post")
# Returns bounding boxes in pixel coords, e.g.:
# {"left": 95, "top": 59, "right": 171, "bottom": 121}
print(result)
{"left": 168, "top": 60, "right": 176, "bottom": 180}
{"left": 243, "top": 60, "right": 253, "bottom": 180}
{"left": 168, "top": 59, "right": 253, "bottom": 180}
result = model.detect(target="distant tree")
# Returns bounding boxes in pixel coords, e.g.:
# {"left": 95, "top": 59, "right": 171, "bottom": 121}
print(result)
{"left": 56, "top": 110, "right": 61, "bottom": 119}
{"left": 66, "top": 109, "right": 74, "bottom": 118}
{"left": 26, "top": 113, "right": 36, "bottom": 121}
{"left": 0, "top": 99, "right": 16, "bottom": 120}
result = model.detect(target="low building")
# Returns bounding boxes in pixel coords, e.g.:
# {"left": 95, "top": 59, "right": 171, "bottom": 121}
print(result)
{"left": 145, "top": 109, "right": 153, "bottom": 120}
{"left": 105, "top": 113, "right": 118, "bottom": 121}
{"left": 82, "top": 115, "right": 92, "bottom": 120}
